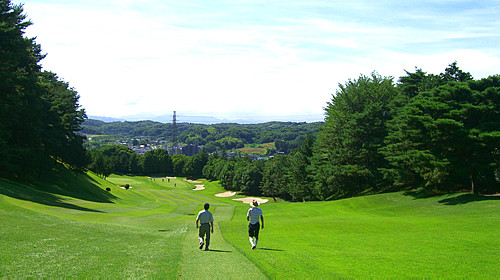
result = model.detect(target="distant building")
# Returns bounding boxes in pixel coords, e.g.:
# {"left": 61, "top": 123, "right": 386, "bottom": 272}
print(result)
{"left": 166, "top": 143, "right": 202, "bottom": 156}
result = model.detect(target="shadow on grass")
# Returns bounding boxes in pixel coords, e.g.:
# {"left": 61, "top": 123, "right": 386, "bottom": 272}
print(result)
{"left": 404, "top": 189, "right": 500, "bottom": 205}
{"left": 438, "top": 193, "right": 500, "bottom": 205}
{"left": 206, "top": 249, "right": 232, "bottom": 253}
{"left": 0, "top": 166, "right": 117, "bottom": 212}
{"left": 0, "top": 180, "right": 103, "bottom": 212}
{"left": 258, "top": 247, "right": 285, "bottom": 251}
{"left": 404, "top": 188, "right": 441, "bottom": 199}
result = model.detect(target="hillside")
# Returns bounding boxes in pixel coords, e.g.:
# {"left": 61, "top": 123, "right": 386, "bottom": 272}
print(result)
{"left": 81, "top": 119, "right": 323, "bottom": 147}
{"left": 1, "top": 168, "right": 498, "bottom": 278}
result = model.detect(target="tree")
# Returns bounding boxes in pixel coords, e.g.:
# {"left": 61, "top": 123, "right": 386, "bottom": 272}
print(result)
{"left": 141, "top": 149, "right": 172, "bottom": 175}
{"left": 286, "top": 134, "right": 316, "bottom": 201}
{"left": 142, "top": 150, "right": 160, "bottom": 175}
{"left": 262, "top": 155, "right": 289, "bottom": 201}
{"left": 128, "top": 153, "right": 142, "bottom": 174}
{"left": 440, "top": 61, "right": 473, "bottom": 82}
{"left": 0, "top": 1, "right": 44, "bottom": 176}
{"left": 312, "top": 72, "right": 398, "bottom": 199}
{"left": 38, "top": 71, "right": 87, "bottom": 169}
{"left": 382, "top": 66, "right": 499, "bottom": 194}
{"left": 171, "top": 154, "right": 187, "bottom": 176}
{"left": 88, "top": 150, "right": 111, "bottom": 178}
{"left": 234, "top": 162, "right": 263, "bottom": 195}
{"left": 183, "top": 149, "right": 208, "bottom": 177}
{"left": 219, "top": 160, "right": 236, "bottom": 190}
{"left": 0, "top": 1, "right": 87, "bottom": 177}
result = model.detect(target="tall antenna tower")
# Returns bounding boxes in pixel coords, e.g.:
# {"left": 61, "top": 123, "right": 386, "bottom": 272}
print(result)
{"left": 172, "top": 111, "right": 177, "bottom": 146}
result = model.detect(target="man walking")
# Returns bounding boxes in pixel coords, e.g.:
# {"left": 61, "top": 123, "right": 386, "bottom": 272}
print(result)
{"left": 247, "top": 200, "right": 264, "bottom": 249}
{"left": 196, "top": 203, "right": 214, "bottom": 251}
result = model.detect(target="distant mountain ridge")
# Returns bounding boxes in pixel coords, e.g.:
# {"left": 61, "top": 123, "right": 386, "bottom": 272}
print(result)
{"left": 88, "top": 113, "right": 325, "bottom": 124}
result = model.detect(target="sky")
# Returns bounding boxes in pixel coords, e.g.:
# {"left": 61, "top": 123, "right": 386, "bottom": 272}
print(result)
{"left": 19, "top": 0, "right": 500, "bottom": 123}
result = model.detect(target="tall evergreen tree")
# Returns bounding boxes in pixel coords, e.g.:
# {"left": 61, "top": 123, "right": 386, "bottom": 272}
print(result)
{"left": 1, "top": 1, "right": 87, "bottom": 177}
{"left": 382, "top": 65, "right": 499, "bottom": 194}
{"left": 312, "top": 72, "right": 398, "bottom": 199}
{"left": 286, "top": 134, "right": 316, "bottom": 201}
{"left": 0, "top": 1, "right": 45, "bottom": 176}
{"left": 261, "top": 155, "right": 289, "bottom": 201}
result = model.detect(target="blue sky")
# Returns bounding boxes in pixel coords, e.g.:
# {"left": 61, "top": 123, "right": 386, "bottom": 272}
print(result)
{"left": 20, "top": 0, "right": 500, "bottom": 122}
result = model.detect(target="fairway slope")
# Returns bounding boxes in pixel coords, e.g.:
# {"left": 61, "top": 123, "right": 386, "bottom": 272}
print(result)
{"left": 1, "top": 172, "right": 499, "bottom": 279}
{"left": 0, "top": 173, "right": 266, "bottom": 278}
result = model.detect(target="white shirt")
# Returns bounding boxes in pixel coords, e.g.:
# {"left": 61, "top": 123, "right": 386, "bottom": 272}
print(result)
{"left": 247, "top": 207, "right": 263, "bottom": 224}
{"left": 196, "top": 210, "right": 214, "bottom": 224}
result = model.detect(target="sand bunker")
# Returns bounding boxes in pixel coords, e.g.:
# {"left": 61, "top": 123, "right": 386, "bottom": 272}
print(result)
{"left": 165, "top": 176, "right": 176, "bottom": 179}
{"left": 215, "top": 191, "right": 237, "bottom": 197}
{"left": 119, "top": 186, "right": 133, "bottom": 189}
{"left": 184, "top": 179, "right": 203, "bottom": 184}
{"left": 193, "top": 185, "right": 205, "bottom": 191}
{"left": 232, "top": 197, "right": 269, "bottom": 204}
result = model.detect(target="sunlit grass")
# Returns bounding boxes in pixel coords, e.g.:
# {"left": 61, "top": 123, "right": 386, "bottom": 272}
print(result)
{"left": 220, "top": 193, "right": 500, "bottom": 279}
{"left": 1, "top": 171, "right": 498, "bottom": 279}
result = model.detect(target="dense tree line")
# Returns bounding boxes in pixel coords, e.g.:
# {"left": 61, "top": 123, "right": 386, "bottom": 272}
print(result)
{"left": 0, "top": 1, "right": 87, "bottom": 177}
{"left": 202, "top": 64, "right": 499, "bottom": 200}
{"left": 82, "top": 120, "right": 323, "bottom": 153}
{"left": 87, "top": 145, "right": 207, "bottom": 179}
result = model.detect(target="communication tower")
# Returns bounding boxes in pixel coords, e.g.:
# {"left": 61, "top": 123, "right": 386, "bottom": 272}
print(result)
{"left": 171, "top": 111, "right": 180, "bottom": 154}
{"left": 172, "top": 111, "right": 177, "bottom": 144}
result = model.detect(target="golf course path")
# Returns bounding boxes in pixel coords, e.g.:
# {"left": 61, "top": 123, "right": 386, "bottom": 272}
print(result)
{"left": 179, "top": 206, "right": 266, "bottom": 279}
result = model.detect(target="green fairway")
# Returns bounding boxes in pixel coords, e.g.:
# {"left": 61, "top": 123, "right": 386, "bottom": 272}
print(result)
{"left": 0, "top": 171, "right": 498, "bottom": 279}
{"left": 221, "top": 193, "right": 500, "bottom": 278}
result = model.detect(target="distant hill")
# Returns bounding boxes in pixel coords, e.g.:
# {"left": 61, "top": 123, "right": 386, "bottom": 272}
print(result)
{"left": 88, "top": 113, "right": 325, "bottom": 124}
{"left": 81, "top": 119, "right": 323, "bottom": 153}
{"left": 88, "top": 115, "right": 126, "bottom": 122}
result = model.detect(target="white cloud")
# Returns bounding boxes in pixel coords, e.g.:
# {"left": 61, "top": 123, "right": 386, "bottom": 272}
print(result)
{"left": 20, "top": 0, "right": 500, "bottom": 121}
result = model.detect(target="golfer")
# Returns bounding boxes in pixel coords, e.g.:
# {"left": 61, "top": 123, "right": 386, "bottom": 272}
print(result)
{"left": 196, "top": 203, "right": 214, "bottom": 251}
{"left": 247, "top": 200, "right": 264, "bottom": 249}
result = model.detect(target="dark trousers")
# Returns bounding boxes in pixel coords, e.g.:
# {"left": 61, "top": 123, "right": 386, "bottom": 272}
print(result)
{"left": 199, "top": 223, "right": 211, "bottom": 248}
{"left": 248, "top": 222, "right": 260, "bottom": 238}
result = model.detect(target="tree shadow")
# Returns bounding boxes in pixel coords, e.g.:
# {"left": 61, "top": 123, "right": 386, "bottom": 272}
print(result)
{"left": 0, "top": 180, "right": 103, "bottom": 212}
{"left": 33, "top": 169, "right": 117, "bottom": 203}
{"left": 0, "top": 166, "right": 117, "bottom": 212}
{"left": 438, "top": 193, "right": 500, "bottom": 205}
{"left": 257, "top": 247, "right": 285, "bottom": 251}
{"left": 403, "top": 189, "right": 440, "bottom": 199}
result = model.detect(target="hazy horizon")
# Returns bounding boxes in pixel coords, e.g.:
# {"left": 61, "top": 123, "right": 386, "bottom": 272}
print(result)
{"left": 88, "top": 111, "right": 326, "bottom": 124}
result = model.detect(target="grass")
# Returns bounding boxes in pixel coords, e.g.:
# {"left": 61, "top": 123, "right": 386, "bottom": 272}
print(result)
{"left": 238, "top": 142, "right": 275, "bottom": 155}
{"left": 221, "top": 193, "right": 500, "bottom": 279}
{"left": 1, "top": 168, "right": 499, "bottom": 279}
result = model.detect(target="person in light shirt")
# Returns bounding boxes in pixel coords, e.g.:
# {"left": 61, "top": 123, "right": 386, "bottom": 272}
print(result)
{"left": 247, "top": 200, "right": 264, "bottom": 249}
{"left": 196, "top": 203, "right": 214, "bottom": 251}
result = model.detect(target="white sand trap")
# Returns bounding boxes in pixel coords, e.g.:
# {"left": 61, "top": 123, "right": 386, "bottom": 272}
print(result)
{"left": 165, "top": 176, "right": 176, "bottom": 179}
{"left": 215, "top": 191, "right": 237, "bottom": 197}
{"left": 193, "top": 185, "right": 205, "bottom": 191}
{"left": 184, "top": 179, "right": 203, "bottom": 184}
{"left": 119, "top": 186, "right": 133, "bottom": 189}
{"left": 232, "top": 197, "right": 269, "bottom": 204}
